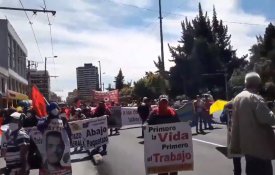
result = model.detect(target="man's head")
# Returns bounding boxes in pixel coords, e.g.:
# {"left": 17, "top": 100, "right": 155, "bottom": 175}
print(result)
{"left": 98, "top": 101, "right": 106, "bottom": 108}
{"left": 143, "top": 97, "right": 150, "bottom": 105}
{"left": 9, "top": 112, "right": 23, "bottom": 131}
{"left": 46, "top": 131, "right": 65, "bottom": 165}
{"left": 196, "top": 95, "right": 201, "bottom": 100}
{"left": 245, "top": 72, "right": 261, "bottom": 92}
{"left": 47, "top": 102, "right": 60, "bottom": 116}
{"left": 159, "top": 95, "right": 169, "bottom": 109}
{"left": 75, "top": 108, "right": 81, "bottom": 116}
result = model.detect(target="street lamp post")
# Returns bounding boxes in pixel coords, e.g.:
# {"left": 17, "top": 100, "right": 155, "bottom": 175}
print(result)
{"left": 98, "top": 61, "right": 102, "bottom": 91}
{"left": 44, "top": 56, "right": 57, "bottom": 99}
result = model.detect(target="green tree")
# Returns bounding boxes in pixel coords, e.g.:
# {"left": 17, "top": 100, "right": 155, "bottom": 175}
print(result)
{"left": 106, "top": 83, "right": 115, "bottom": 91}
{"left": 120, "top": 86, "right": 133, "bottom": 103}
{"left": 248, "top": 23, "right": 275, "bottom": 84}
{"left": 168, "top": 3, "right": 247, "bottom": 99}
{"left": 114, "top": 69, "right": 124, "bottom": 90}
{"left": 133, "top": 72, "right": 168, "bottom": 99}
{"left": 154, "top": 56, "right": 165, "bottom": 76}
{"left": 133, "top": 78, "right": 152, "bottom": 99}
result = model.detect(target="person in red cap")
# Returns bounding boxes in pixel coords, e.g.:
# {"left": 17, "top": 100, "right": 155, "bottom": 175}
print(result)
{"left": 147, "top": 95, "right": 180, "bottom": 175}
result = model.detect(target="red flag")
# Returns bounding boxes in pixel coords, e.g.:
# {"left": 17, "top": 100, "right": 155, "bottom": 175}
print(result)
{"left": 32, "top": 85, "right": 47, "bottom": 118}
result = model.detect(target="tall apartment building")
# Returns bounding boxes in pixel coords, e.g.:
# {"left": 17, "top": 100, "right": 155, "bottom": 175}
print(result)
{"left": 29, "top": 69, "right": 50, "bottom": 100}
{"left": 0, "top": 19, "right": 28, "bottom": 107}
{"left": 76, "top": 63, "right": 99, "bottom": 100}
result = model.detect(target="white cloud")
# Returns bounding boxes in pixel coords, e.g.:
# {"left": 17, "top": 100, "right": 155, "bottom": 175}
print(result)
{"left": 111, "top": 0, "right": 152, "bottom": 8}
{"left": 0, "top": 0, "right": 270, "bottom": 100}
{"left": 163, "top": 0, "right": 268, "bottom": 58}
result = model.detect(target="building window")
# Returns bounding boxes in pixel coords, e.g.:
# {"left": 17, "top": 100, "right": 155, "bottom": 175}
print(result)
{"left": 16, "top": 81, "right": 19, "bottom": 92}
{"left": 0, "top": 78, "right": 5, "bottom": 93}
{"left": 16, "top": 45, "right": 19, "bottom": 73}
{"left": 8, "top": 78, "right": 10, "bottom": 90}
{"left": 12, "top": 79, "right": 15, "bottom": 91}
{"left": 8, "top": 35, "right": 12, "bottom": 68}
{"left": 11, "top": 39, "right": 15, "bottom": 69}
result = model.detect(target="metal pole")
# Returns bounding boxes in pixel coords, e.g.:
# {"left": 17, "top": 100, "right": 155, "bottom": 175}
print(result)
{"left": 224, "top": 72, "right": 229, "bottom": 100}
{"left": 98, "top": 61, "right": 102, "bottom": 91}
{"left": 27, "top": 60, "right": 30, "bottom": 84}
{"left": 158, "top": 0, "right": 165, "bottom": 71}
{"left": 44, "top": 57, "right": 47, "bottom": 99}
{"left": 0, "top": 7, "right": 56, "bottom": 15}
{"left": 27, "top": 60, "right": 30, "bottom": 96}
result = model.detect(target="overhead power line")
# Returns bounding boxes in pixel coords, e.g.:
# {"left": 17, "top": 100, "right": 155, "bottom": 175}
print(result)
{"left": 18, "top": 0, "right": 43, "bottom": 62}
{"left": 43, "top": 0, "right": 54, "bottom": 56}
{"left": 43, "top": 0, "right": 57, "bottom": 76}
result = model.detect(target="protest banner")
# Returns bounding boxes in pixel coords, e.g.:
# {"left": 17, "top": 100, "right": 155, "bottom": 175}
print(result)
{"left": 121, "top": 107, "right": 142, "bottom": 126}
{"left": 109, "top": 106, "right": 122, "bottom": 128}
{"left": 176, "top": 102, "right": 195, "bottom": 124}
{"left": 69, "top": 116, "right": 109, "bottom": 149}
{"left": 82, "top": 116, "right": 109, "bottom": 149}
{"left": 92, "top": 90, "right": 119, "bottom": 104}
{"left": 144, "top": 122, "right": 193, "bottom": 174}
{"left": 69, "top": 119, "right": 85, "bottom": 148}
{"left": 226, "top": 106, "right": 242, "bottom": 158}
{"left": 37, "top": 118, "right": 72, "bottom": 175}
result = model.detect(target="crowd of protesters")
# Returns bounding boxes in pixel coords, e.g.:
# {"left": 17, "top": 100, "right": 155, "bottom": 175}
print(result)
{"left": 0, "top": 99, "right": 118, "bottom": 175}
{"left": 0, "top": 71, "right": 274, "bottom": 175}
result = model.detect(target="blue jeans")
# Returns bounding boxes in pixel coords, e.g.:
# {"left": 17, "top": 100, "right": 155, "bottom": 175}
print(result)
{"left": 195, "top": 112, "right": 206, "bottom": 132}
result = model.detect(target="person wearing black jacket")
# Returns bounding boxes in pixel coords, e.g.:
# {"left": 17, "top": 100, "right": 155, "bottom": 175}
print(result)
{"left": 23, "top": 108, "right": 38, "bottom": 128}
{"left": 147, "top": 95, "right": 180, "bottom": 175}
{"left": 22, "top": 108, "right": 42, "bottom": 170}
{"left": 137, "top": 97, "right": 151, "bottom": 138}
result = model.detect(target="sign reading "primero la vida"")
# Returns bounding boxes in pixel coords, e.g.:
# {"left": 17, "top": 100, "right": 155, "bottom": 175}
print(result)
{"left": 144, "top": 122, "right": 194, "bottom": 174}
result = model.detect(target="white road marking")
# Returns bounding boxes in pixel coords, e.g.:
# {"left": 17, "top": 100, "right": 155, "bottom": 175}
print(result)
{"left": 192, "top": 138, "right": 225, "bottom": 147}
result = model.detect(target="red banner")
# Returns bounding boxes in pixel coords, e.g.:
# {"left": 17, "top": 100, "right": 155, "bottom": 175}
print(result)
{"left": 92, "top": 90, "right": 119, "bottom": 104}
{"left": 32, "top": 85, "right": 47, "bottom": 118}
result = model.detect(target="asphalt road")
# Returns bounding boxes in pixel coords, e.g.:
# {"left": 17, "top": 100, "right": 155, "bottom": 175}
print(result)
{"left": 1, "top": 124, "right": 275, "bottom": 175}
{"left": 95, "top": 124, "right": 234, "bottom": 175}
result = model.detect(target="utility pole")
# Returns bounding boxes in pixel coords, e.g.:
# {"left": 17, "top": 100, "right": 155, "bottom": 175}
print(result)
{"left": 224, "top": 72, "right": 229, "bottom": 100}
{"left": 98, "top": 61, "right": 102, "bottom": 91}
{"left": 44, "top": 56, "right": 57, "bottom": 100}
{"left": 44, "top": 57, "right": 48, "bottom": 100}
{"left": 158, "top": 0, "right": 165, "bottom": 71}
{"left": 0, "top": 7, "right": 56, "bottom": 15}
{"left": 27, "top": 59, "right": 40, "bottom": 96}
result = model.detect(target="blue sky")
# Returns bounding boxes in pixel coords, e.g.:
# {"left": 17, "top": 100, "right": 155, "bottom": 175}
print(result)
{"left": 0, "top": 0, "right": 273, "bottom": 99}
